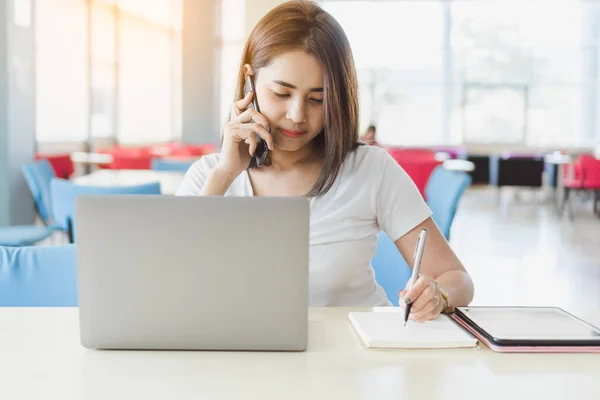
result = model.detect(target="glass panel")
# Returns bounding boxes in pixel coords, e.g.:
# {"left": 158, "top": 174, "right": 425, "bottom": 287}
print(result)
{"left": 91, "top": 0, "right": 116, "bottom": 138}
{"left": 462, "top": 85, "right": 526, "bottom": 144}
{"left": 35, "top": 0, "right": 88, "bottom": 142}
{"left": 117, "top": 0, "right": 173, "bottom": 143}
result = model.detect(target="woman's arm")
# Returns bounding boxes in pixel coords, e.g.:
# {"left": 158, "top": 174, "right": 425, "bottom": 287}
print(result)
{"left": 395, "top": 217, "right": 474, "bottom": 321}
{"left": 199, "top": 167, "right": 238, "bottom": 196}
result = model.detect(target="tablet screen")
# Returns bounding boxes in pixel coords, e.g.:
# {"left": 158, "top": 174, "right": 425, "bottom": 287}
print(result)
{"left": 459, "top": 307, "right": 600, "bottom": 341}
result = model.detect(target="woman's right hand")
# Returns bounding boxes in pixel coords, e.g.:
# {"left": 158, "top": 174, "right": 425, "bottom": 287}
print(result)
{"left": 216, "top": 92, "right": 274, "bottom": 179}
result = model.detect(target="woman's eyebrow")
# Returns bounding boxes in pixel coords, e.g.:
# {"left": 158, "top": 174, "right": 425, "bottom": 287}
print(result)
{"left": 272, "top": 80, "right": 323, "bottom": 93}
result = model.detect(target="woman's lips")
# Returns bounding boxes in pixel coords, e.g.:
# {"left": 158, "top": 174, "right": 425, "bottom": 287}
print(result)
{"left": 280, "top": 129, "right": 305, "bottom": 139}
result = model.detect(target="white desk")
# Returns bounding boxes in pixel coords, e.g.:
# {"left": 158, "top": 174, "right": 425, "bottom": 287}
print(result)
{"left": 443, "top": 159, "right": 475, "bottom": 172}
{"left": 1, "top": 307, "right": 599, "bottom": 400}
{"left": 70, "top": 152, "right": 114, "bottom": 165}
{"left": 73, "top": 170, "right": 185, "bottom": 195}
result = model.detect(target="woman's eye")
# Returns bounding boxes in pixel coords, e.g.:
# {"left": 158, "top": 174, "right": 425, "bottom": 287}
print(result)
{"left": 273, "top": 92, "right": 290, "bottom": 98}
{"left": 310, "top": 98, "right": 324, "bottom": 104}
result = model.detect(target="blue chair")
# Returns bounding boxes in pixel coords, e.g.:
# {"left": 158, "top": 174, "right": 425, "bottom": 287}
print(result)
{"left": 0, "top": 226, "right": 57, "bottom": 247}
{"left": 425, "top": 166, "right": 472, "bottom": 240}
{"left": 371, "top": 232, "right": 412, "bottom": 306}
{"left": 372, "top": 166, "right": 471, "bottom": 305}
{"left": 50, "top": 178, "right": 162, "bottom": 242}
{"left": 22, "top": 159, "right": 56, "bottom": 224}
{"left": 0, "top": 160, "right": 60, "bottom": 246}
{"left": 0, "top": 244, "right": 77, "bottom": 306}
{"left": 151, "top": 157, "right": 195, "bottom": 172}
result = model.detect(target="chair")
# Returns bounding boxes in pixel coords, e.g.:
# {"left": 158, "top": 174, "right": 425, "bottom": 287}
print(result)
{"left": 0, "top": 160, "right": 60, "bottom": 247}
{"left": 99, "top": 147, "right": 153, "bottom": 170}
{"left": 22, "top": 159, "right": 56, "bottom": 224}
{"left": 425, "top": 166, "right": 472, "bottom": 240}
{"left": 35, "top": 153, "right": 74, "bottom": 179}
{"left": 50, "top": 178, "right": 162, "bottom": 243}
{"left": 560, "top": 155, "right": 600, "bottom": 218}
{"left": 0, "top": 244, "right": 77, "bottom": 306}
{"left": 386, "top": 148, "right": 441, "bottom": 199}
{"left": 0, "top": 226, "right": 56, "bottom": 247}
{"left": 371, "top": 167, "right": 472, "bottom": 305}
{"left": 151, "top": 157, "right": 195, "bottom": 172}
{"left": 371, "top": 232, "right": 413, "bottom": 306}
{"left": 465, "top": 154, "right": 490, "bottom": 184}
{"left": 489, "top": 154, "right": 545, "bottom": 205}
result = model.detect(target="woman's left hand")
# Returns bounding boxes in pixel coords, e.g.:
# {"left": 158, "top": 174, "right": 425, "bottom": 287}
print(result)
{"left": 399, "top": 275, "right": 445, "bottom": 323}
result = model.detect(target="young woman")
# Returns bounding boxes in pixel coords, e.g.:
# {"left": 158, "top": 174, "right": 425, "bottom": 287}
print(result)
{"left": 177, "top": 1, "right": 474, "bottom": 321}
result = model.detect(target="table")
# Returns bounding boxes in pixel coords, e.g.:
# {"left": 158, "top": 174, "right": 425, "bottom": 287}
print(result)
{"left": 1, "top": 307, "right": 599, "bottom": 400}
{"left": 70, "top": 152, "right": 114, "bottom": 165}
{"left": 443, "top": 159, "right": 475, "bottom": 172}
{"left": 73, "top": 170, "right": 185, "bottom": 195}
{"left": 70, "top": 152, "right": 114, "bottom": 176}
{"left": 543, "top": 153, "right": 573, "bottom": 211}
{"left": 434, "top": 151, "right": 451, "bottom": 162}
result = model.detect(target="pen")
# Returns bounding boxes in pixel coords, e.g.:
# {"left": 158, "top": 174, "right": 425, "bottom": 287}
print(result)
{"left": 404, "top": 228, "right": 428, "bottom": 326}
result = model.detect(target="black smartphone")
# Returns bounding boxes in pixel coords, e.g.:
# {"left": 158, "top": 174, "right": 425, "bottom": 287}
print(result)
{"left": 245, "top": 75, "right": 269, "bottom": 168}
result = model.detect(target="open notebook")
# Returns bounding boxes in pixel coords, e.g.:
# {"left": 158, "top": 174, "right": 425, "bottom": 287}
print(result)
{"left": 349, "top": 312, "right": 478, "bottom": 349}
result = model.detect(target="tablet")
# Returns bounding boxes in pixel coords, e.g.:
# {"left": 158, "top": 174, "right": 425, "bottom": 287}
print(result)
{"left": 451, "top": 306, "right": 600, "bottom": 353}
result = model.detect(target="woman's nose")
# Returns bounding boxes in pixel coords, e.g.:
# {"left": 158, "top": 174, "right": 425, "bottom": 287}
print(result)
{"left": 286, "top": 99, "right": 307, "bottom": 123}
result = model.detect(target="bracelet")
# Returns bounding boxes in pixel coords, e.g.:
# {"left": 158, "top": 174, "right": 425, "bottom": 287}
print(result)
{"left": 439, "top": 287, "right": 453, "bottom": 313}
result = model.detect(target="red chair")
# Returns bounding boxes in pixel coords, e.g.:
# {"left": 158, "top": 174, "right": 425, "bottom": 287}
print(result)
{"left": 35, "top": 153, "right": 74, "bottom": 179}
{"left": 386, "top": 148, "right": 441, "bottom": 199}
{"left": 560, "top": 154, "right": 600, "bottom": 218}
{"left": 98, "top": 147, "right": 153, "bottom": 170}
{"left": 174, "top": 144, "right": 217, "bottom": 157}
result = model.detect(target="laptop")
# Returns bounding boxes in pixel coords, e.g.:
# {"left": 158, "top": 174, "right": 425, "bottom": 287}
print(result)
{"left": 75, "top": 195, "right": 309, "bottom": 351}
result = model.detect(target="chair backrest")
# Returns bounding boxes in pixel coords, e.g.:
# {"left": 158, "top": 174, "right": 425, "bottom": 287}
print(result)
{"left": 50, "top": 178, "right": 162, "bottom": 240}
{"left": 151, "top": 157, "right": 195, "bottom": 172}
{"left": 371, "top": 232, "right": 412, "bottom": 306}
{"left": 425, "top": 166, "right": 472, "bottom": 239}
{"left": 579, "top": 154, "right": 600, "bottom": 186}
{"left": 110, "top": 153, "right": 153, "bottom": 170}
{"left": 0, "top": 244, "right": 77, "bottom": 306}
{"left": 491, "top": 155, "right": 545, "bottom": 187}
{"left": 22, "top": 159, "right": 56, "bottom": 224}
{"left": 35, "top": 153, "right": 74, "bottom": 179}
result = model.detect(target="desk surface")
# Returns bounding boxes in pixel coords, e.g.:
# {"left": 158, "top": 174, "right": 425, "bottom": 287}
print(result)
{"left": 443, "top": 159, "right": 475, "bottom": 172}
{"left": 1, "top": 307, "right": 599, "bottom": 400}
{"left": 70, "top": 152, "right": 114, "bottom": 165}
{"left": 73, "top": 169, "right": 185, "bottom": 195}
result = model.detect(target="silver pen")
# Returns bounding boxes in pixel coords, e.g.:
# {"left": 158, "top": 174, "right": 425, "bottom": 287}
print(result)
{"left": 404, "top": 228, "right": 428, "bottom": 326}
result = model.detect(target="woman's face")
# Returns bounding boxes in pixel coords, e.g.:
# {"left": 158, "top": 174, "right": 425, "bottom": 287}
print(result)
{"left": 251, "top": 51, "right": 325, "bottom": 152}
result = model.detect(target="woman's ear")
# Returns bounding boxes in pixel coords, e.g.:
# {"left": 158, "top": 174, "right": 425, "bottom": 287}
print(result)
{"left": 243, "top": 64, "right": 255, "bottom": 79}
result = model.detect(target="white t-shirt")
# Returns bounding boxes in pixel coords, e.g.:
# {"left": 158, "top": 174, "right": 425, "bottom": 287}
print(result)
{"left": 176, "top": 145, "right": 432, "bottom": 306}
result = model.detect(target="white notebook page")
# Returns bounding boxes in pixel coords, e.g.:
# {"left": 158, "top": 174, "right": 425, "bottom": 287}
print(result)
{"left": 349, "top": 312, "right": 478, "bottom": 349}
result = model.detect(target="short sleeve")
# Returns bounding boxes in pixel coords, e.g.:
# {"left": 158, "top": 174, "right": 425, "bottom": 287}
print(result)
{"left": 175, "top": 154, "right": 220, "bottom": 196}
{"left": 376, "top": 152, "right": 432, "bottom": 242}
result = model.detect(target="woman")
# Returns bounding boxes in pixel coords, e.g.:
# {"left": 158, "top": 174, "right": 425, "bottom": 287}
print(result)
{"left": 177, "top": 1, "right": 473, "bottom": 322}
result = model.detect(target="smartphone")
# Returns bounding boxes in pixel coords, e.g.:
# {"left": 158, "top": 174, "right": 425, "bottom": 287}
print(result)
{"left": 245, "top": 75, "right": 269, "bottom": 168}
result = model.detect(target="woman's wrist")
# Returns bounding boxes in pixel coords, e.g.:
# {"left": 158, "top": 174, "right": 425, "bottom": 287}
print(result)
{"left": 439, "top": 286, "right": 453, "bottom": 313}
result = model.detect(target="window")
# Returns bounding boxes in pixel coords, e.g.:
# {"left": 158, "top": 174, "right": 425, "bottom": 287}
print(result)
{"left": 219, "top": 0, "right": 246, "bottom": 125}
{"left": 117, "top": 0, "right": 176, "bottom": 143}
{"left": 36, "top": 0, "right": 88, "bottom": 142}
{"left": 90, "top": 0, "right": 117, "bottom": 138}
{"left": 35, "top": 0, "right": 182, "bottom": 144}
{"left": 321, "top": 0, "right": 600, "bottom": 148}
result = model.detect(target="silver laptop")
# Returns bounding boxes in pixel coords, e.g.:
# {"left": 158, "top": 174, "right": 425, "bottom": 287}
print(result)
{"left": 75, "top": 195, "right": 309, "bottom": 351}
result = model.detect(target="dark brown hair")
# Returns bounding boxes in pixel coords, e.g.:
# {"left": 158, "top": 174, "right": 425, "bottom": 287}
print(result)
{"left": 233, "top": 0, "right": 361, "bottom": 197}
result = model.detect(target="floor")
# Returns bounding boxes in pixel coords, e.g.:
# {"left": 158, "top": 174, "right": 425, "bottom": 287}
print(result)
{"left": 450, "top": 186, "right": 600, "bottom": 314}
